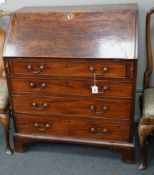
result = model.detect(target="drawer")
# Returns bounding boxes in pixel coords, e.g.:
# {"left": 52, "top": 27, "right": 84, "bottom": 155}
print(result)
{"left": 9, "top": 59, "right": 129, "bottom": 79}
{"left": 14, "top": 115, "right": 130, "bottom": 142}
{"left": 9, "top": 78, "right": 133, "bottom": 98}
{"left": 12, "top": 95, "right": 132, "bottom": 119}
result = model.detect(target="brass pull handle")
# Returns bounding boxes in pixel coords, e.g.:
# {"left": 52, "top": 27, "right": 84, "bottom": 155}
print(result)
{"left": 103, "top": 85, "right": 109, "bottom": 91}
{"left": 89, "top": 66, "right": 95, "bottom": 73}
{"left": 31, "top": 102, "right": 48, "bottom": 110}
{"left": 34, "top": 122, "right": 50, "bottom": 130}
{"left": 90, "top": 105, "right": 108, "bottom": 114}
{"left": 34, "top": 122, "right": 39, "bottom": 127}
{"left": 39, "top": 65, "right": 44, "bottom": 71}
{"left": 45, "top": 123, "right": 50, "bottom": 128}
{"left": 27, "top": 64, "right": 45, "bottom": 74}
{"left": 103, "top": 106, "right": 108, "bottom": 112}
{"left": 102, "top": 67, "right": 108, "bottom": 73}
{"left": 41, "top": 82, "right": 46, "bottom": 88}
{"left": 27, "top": 65, "right": 32, "bottom": 70}
{"left": 102, "top": 128, "right": 108, "bottom": 133}
{"left": 29, "top": 82, "right": 46, "bottom": 90}
{"left": 43, "top": 102, "right": 48, "bottom": 108}
{"left": 90, "top": 127, "right": 108, "bottom": 134}
{"left": 32, "top": 102, "right": 37, "bottom": 107}
{"left": 29, "top": 82, "right": 35, "bottom": 87}
{"left": 95, "top": 105, "right": 108, "bottom": 114}
{"left": 90, "top": 127, "right": 96, "bottom": 133}
{"left": 90, "top": 105, "right": 96, "bottom": 111}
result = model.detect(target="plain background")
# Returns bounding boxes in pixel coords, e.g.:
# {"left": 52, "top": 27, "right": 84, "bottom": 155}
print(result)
{"left": 0, "top": 0, "right": 154, "bottom": 120}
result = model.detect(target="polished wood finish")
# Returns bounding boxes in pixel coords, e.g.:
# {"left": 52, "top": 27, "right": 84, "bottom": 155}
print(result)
{"left": 3, "top": 5, "right": 138, "bottom": 59}
{"left": 3, "top": 4, "right": 138, "bottom": 162}
{"left": 14, "top": 115, "right": 130, "bottom": 142}
{"left": 9, "top": 77, "right": 133, "bottom": 97}
{"left": 13, "top": 133, "right": 135, "bottom": 163}
{"left": 12, "top": 95, "right": 132, "bottom": 119}
{"left": 138, "top": 8, "right": 154, "bottom": 170}
{"left": 10, "top": 59, "right": 129, "bottom": 79}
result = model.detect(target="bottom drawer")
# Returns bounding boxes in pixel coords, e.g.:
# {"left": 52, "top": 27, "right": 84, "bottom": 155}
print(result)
{"left": 14, "top": 115, "right": 130, "bottom": 142}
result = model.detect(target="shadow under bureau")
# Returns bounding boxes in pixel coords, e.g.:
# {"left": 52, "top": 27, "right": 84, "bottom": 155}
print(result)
{"left": 3, "top": 4, "right": 138, "bottom": 163}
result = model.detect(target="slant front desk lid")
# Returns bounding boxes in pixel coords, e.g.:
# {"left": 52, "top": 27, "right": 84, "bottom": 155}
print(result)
{"left": 3, "top": 4, "right": 138, "bottom": 59}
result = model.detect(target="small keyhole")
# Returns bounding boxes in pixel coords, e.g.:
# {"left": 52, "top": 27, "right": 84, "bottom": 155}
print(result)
{"left": 67, "top": 13, "right": 74, "bottom": 20}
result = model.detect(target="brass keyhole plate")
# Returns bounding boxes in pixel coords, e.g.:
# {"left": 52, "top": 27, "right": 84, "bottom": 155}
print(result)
{"left": 67, "top": 13, "right": 74, "bottom": 20}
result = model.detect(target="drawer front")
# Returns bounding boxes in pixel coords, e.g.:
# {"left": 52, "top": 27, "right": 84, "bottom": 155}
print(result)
{"left": 12, "top": 95, "right": 132, "bottom": 119}
{"left": 9, "top": 78, "right": 133, "bottom": 98}
{"left": 10, "top": 59, "right": 128, "bottom": 79}
{"left": 14, "top": 115, "right": 130, "bottom": 142}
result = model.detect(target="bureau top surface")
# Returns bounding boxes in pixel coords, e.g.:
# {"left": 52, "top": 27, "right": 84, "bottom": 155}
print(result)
{"left": 3, "top": 4, "right": 138, "bottom": 59}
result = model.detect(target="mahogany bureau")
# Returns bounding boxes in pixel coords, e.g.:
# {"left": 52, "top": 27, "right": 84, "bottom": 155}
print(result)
{"left": 3, "top": 4, "right": 138, "bottom": 162}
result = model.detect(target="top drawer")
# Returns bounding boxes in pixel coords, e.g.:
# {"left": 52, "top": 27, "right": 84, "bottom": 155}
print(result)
{"left": 8, "top": 59, "right": 132, "bottom": 79}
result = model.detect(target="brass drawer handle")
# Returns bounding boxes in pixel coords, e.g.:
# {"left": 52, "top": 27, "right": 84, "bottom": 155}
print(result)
{"left": 27, "top": 64, "right": 45, "bottom": 74}
{"left": 39, "top": 65, "right": 45, "bottom": 70}
{"left": 90, "top": 127, "right": 108, "bottom": 134}
{"left": 90, "top": 105, "right": 108, "bottom": 114}
{"left": 102, "top": 67, "right": 108, "bottom": 73}
{"left": 34, "top": 122, "right": 39, "bottom": 127}
{"left": 45, "top": 123, "right": 50, "bottom": 128}
{"left": 32, "top": 102, "right": 37, "bottom": 107}
{"left": 29, "top": 82, "right": 46, "bottom": 90}
{"left": 29, "top": 82, "right": 35, "bottom": 87}
{"left": 27, "top": 65, "right": 32, "bottom": 70}
{"left": 95, "top": 106, "right": 108, "bottom": 114}
{"left": 102, "top": 128, "right": 108, "bottom": 133}
{"left": 31, "top": 102, "right": 48, "bottom": 110}
{"left": 41, "top": 82, "right": 46, "bottom": 88}
{"left": 90, "top": 105, "right": 96, "bottom": 111}
{"left": 33, "top": 122, "right": 51, "bottom": 130}
{"left": 43, "top": 102, "right": 48, "bottom": 108}
{"left": 89, "top": 66, "right": 95, "bottom": 73}
{"left": 103, "top": 85, "right": 109, "bottom": 91}
{"left": 90, "top": 127, "right": 96, "bottom": 133}
{"left": 103, "top": 106, "right": 108, "bottom": 112}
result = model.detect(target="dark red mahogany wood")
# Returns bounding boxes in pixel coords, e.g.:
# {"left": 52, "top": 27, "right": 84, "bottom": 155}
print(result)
{"left": 3, "top": 4, "right": 138, "bottom": 163}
